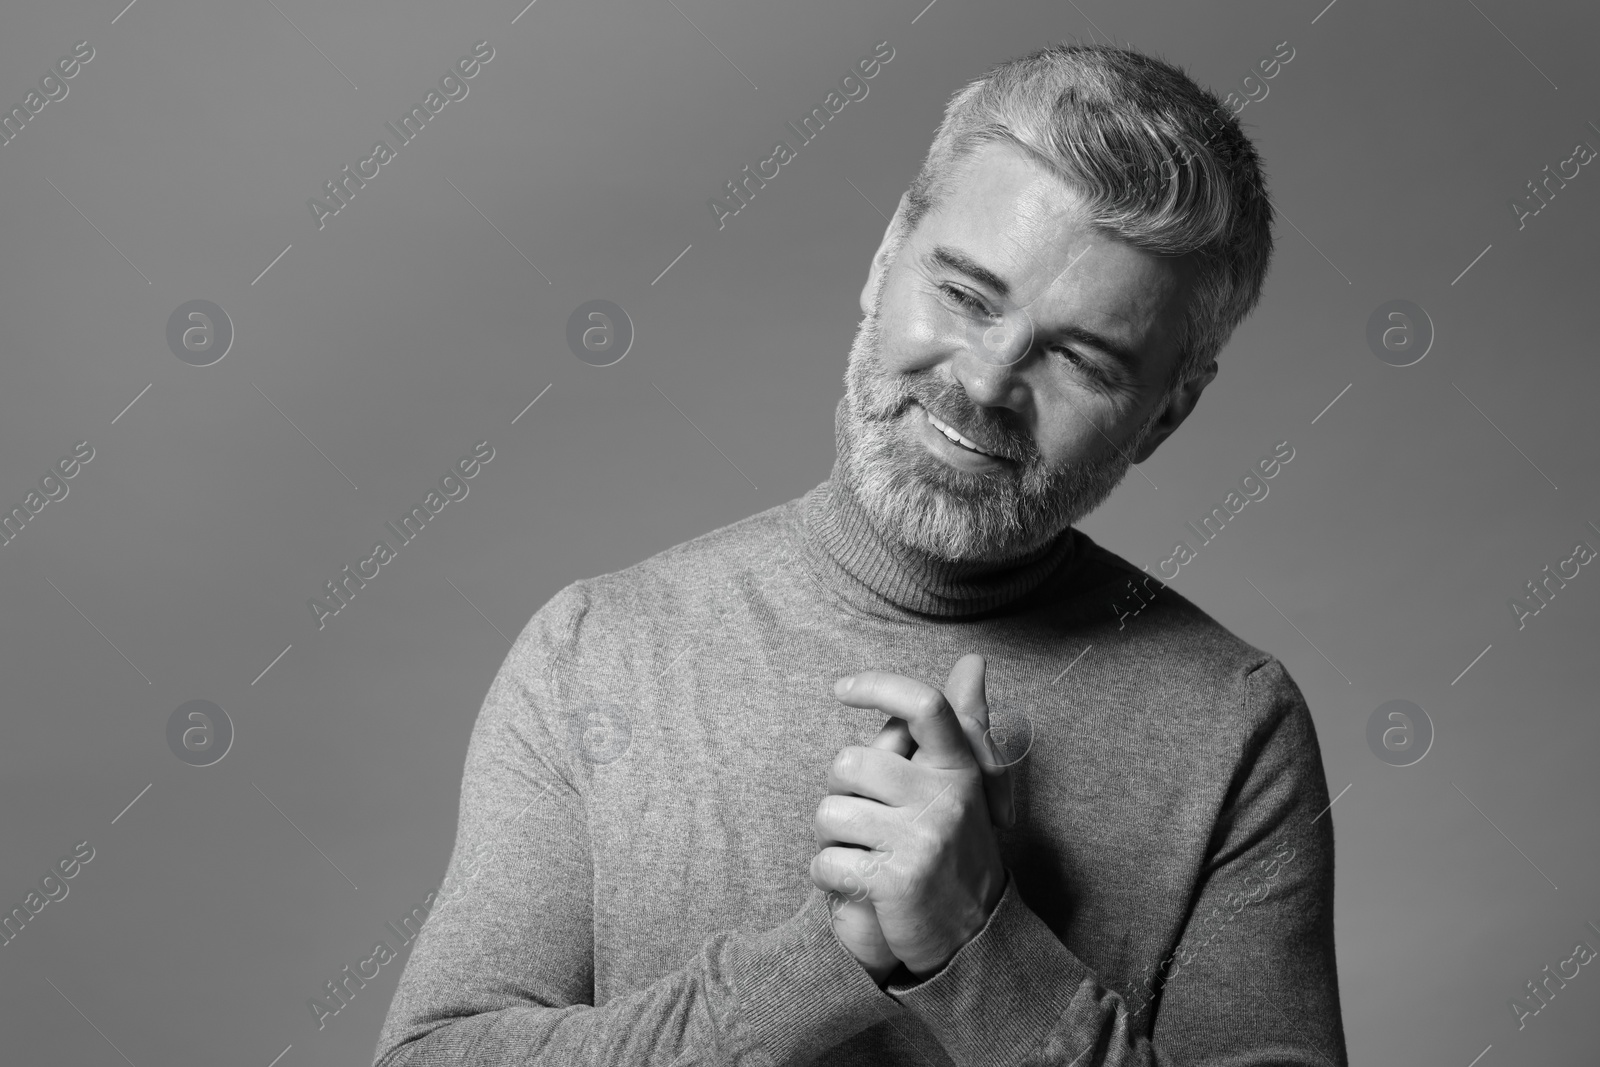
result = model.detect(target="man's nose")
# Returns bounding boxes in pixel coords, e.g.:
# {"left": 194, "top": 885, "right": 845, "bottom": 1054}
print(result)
{"left": 952, "top": 317, "right": 1031, "bottom": 408}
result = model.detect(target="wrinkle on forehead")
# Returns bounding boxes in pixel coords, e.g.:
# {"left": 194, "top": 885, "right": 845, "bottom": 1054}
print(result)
{"left": 968, "top": 166, "right": 1094, "bottom": 308}
{"left": 918, "top": 141, "right": 1194, "bottom": 377}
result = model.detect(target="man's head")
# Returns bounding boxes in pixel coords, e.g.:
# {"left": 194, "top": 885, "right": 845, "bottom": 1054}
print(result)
{"left": 838, "top": 44, "right": 1274, "bottom": 562}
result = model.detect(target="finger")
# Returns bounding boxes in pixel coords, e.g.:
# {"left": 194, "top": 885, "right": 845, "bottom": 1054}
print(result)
{"left": 825, "top": 745, "right": 917, "bottom": 806}
{"left": 866, "top": 717, "right": 915, "bottom": 758}
{"left": 975, "top": 726, "right": 1016, "bottom": 829}
{"left": 945, "top": 654, "right": 1016, "bottom": 830}
{"left": 819, "top": 722, "right": 913, "bottom": 845}
{"left": 810, "top": 845, "right": 893, "bottom": 903}
{"left": 825, "top": 721, "right": 914, "bottom": 800}
{"left": 813, "top": 792, "right": 896, "bottom": 851}
{"left": 833, "top": 671, "right": 974, "bottom": 770}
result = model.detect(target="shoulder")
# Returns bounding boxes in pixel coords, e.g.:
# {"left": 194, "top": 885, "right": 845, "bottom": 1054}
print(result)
{"left": 514, "top": 493, "right": 805, "bottom": 664}
{"left": 584, "top": 493, "right": 801, "bottom": 606}
{"left": 1062, "top": 533, "right": 1310, "bottom": 736}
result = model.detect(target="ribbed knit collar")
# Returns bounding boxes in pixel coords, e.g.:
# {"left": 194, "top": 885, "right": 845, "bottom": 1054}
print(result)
{"left": 799, "top": 452, "right": 1085, "bottom": 622}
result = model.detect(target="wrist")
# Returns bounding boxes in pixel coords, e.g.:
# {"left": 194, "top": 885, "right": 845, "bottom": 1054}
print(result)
{"left": 908, "top": 867, "right": 1010, "bottom": 981}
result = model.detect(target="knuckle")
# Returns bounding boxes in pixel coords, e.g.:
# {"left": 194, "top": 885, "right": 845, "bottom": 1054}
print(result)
{"left": 955, "top": 795, "right": 986, "bottom": 828}
{"left": 912, "top": 689, "right": 946, "bottom": 720}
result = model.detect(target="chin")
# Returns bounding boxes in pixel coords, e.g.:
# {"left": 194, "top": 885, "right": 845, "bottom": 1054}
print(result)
{"left": 887, "top": 485, "right": 1067, "bottom": 562}
{"left": 842, "top": 420, "right": 1070, "bottom": 562}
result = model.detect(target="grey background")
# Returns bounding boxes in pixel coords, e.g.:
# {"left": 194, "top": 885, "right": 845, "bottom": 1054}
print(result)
{"left": 1, "top": 0, "right": 1595, "bottom": 1063}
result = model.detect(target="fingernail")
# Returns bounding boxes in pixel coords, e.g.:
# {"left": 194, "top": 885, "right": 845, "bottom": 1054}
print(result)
{"left": 837, "top": 677, "right": 855, "bottom": 694}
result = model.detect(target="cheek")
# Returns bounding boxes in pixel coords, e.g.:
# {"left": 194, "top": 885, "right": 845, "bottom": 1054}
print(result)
{"left": 876, "top": 291, "right": 956, "bottom": 373}
{"left": 1035, "top": 398, "right": 1132, "bottom": 467}
{"left": 1039, "top": 419, "right": 1104, "bottom": 468}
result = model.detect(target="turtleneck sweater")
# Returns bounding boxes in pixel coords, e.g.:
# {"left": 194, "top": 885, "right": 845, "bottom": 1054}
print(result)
{"left": 800, "top": 459, "right": 1084, "bottom": 621}
{"left": 372, "top": 456, "right": 1347, "bottom": 1066}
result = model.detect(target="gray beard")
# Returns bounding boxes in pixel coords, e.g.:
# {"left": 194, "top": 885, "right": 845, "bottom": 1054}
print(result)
{"left": 837, "top": 273, "right": 1160, "bottom": 564}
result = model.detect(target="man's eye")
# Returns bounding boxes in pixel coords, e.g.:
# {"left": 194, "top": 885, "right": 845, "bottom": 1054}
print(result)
{"left": 939, "top": 283, "right": 991, "bottom": 315}
{"left": 1051, "top": 346, "right": 1101, "bottom": 379}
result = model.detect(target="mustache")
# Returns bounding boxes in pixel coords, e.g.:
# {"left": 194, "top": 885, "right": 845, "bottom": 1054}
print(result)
{"left": 892, "top": 384, "right": 1038, "bottom": 465}
{"left": 852, "top": 310, "right": 1038, "bottom": 465}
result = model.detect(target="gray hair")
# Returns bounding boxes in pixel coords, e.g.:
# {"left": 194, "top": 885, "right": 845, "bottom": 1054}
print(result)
{"left": 894, "top": 43, "right": 1275, "bottom": 389}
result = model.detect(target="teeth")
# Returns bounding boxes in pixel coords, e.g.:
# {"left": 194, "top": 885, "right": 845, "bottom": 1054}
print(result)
{"left": 926, "top": 409, "right": 992, "bottom": 455}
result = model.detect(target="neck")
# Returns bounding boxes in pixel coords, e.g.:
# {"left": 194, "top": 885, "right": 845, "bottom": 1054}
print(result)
{"left": 800, "top": 455, "right": 1082, "bottom": 620}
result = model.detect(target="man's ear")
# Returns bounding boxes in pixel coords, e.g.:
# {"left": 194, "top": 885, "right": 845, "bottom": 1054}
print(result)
{"left": 1131, "top": 359, "right": 1218, "bottom": 465}
{"left": 860, "top": 193, "right": 913, "bottom": 316}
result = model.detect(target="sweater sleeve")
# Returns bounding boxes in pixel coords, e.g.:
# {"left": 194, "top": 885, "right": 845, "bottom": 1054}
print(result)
{"left": 371, "top": 583, "right": 894, "bottom": 1067}
{"left": 882, "top": 657, "right": 1348, "bottom": 1066}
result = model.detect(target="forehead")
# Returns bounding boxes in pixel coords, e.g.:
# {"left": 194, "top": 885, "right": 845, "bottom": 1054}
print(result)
{"left": 915, "top": 140, "right": 1193, "bottom": 361}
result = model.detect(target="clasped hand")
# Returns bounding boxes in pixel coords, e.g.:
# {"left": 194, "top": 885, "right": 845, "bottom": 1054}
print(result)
{"left": 809, "top": 653, "right": 1014, "bottom": 985}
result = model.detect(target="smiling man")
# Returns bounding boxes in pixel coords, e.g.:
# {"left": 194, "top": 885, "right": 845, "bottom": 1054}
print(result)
{"left": 375, "top": 44, "right": 1345, "bottom": 1067}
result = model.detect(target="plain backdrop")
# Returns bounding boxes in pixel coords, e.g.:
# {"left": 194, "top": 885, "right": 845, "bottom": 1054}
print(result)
{"left": 1, "top": 0, "right": 1596, "bottom": 1064}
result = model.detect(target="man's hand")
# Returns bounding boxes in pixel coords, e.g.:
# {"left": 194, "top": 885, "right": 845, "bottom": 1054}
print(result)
{"left": 811, "top": 654, "right": 1012, "bottom": 982}
{"left": 822, "top": 718, "right": 914, "bottom": 986}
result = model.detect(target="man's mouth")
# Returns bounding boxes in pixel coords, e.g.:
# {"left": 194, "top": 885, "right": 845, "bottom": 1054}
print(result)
{"left": 921, "top": 405, "right": 1004, "bottom": 459}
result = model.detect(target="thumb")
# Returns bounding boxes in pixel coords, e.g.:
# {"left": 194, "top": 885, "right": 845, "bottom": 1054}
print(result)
{"left": 944, "top": 654, "right": 1016, "bottom": 830}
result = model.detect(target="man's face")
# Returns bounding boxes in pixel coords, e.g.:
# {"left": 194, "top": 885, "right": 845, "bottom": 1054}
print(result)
{"left": 839, "top": 140, "right": 1207, "bottom": 562}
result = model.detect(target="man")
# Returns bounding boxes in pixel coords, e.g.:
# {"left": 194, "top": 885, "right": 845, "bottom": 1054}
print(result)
{"left": 374, "top": 43, "right": 1345, "bottom": 1066}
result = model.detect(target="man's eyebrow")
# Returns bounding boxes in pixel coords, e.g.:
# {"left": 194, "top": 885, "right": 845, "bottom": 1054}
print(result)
{"left": 925, "top": 245, "right": 1011, "bottom": 300}
{"left": 924, "top": 244, "right": 1143, "bottom": 371}
{"left": 1052, "top": 323, "right": 1144, "bottom": 372}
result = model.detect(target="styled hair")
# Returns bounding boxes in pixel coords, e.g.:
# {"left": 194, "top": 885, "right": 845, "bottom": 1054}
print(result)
{"left": 894, "top": 43, "right": 1275, "bottom": 389}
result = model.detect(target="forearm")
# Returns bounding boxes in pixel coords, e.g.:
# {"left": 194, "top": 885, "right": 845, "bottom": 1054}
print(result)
{"left": 371, "top": 641, "right": 889, "bottom": 1067}
{"left": 887, "top": 858, "right": 1342, "bottom": 1067}
{"left": 887, "top": 661, "right": 1346, "bottom": 1066}
{"left": 374, "top": 887, "right": 892, "bottom": 1067}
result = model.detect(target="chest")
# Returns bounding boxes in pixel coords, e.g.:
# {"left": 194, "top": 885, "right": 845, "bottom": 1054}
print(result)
{"left": 573, "top": 628, "right": 1226, "bottom": 1010}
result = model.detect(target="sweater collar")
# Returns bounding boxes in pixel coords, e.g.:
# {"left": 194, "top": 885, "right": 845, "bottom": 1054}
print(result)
{"left": 799, "top": 419, "right": 1084, "bottom": 621}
